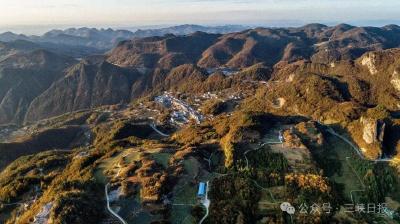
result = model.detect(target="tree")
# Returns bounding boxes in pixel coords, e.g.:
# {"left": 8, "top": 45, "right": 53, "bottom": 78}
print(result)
{"left": 191, "top": 205, "right": 206, "bottom": 222}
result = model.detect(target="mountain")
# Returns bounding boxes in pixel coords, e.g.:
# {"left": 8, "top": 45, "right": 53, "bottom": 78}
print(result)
{"left": 0, "top": 32, "right": 30, "bottom": 42}
{"left": 0, "top": 39, "right": 103, "bottom": 59}
{"left": 109, "top": 24, "right": 400, "bottom": 70}
{"left": 0, "top": 24, "right": 400, "bottom": 127}
{"left": 24, "top": 59, "right": 141, "bottom": 122}
{"left": 1, "top": 24, "right": 400, "bottom": 125}
{"left": 108, "top": 32, "right": 221, "bottom": 69}
{"left": 0, "top": 50, "right": 76, "bottom": 125}
{"left": 1, "top": 24, "right": 400, "bottom": 224}
{"left": 0, "top": 28, "right": 135, "bottom": 51}
{"left": 36, "top": 25, "right": 249, "bottom": 50}
{"left": 0, "top": 40, "right": 40, "bottom": 61}
{"left": 0, "top": 25, "right": 251, "bottom": 55}
{"left": 38, "top": 28, "right": 135, "bottom": 50}
{"left": 310, "top": 24, "right": 400, "bottom": 63}
{"left": 132, "top": 24, "right": 251, "bottom": 37}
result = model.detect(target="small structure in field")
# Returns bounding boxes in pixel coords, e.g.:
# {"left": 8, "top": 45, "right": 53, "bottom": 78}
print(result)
{"left": 197, "top": 182, "right": 207, "bottom": 199}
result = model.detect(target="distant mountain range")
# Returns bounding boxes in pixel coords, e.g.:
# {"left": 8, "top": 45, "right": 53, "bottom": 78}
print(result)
{"left": 0, "top": 25, "right": 251, "bottom": 55}
{"left": 132, "top": 24, "right": 251, "bottom": 38}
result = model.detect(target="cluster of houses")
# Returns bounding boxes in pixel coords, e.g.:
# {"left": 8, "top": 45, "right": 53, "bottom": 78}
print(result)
{"left": 155, "top": 92, "right": 204, "bottom": 125}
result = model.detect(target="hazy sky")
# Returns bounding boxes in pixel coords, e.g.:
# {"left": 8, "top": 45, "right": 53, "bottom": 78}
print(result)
{"left": 0, "top": 0, "right": 399, "bottom": 34}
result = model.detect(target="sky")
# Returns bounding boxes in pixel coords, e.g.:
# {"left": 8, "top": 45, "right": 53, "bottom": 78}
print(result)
{"left": 0, "top": 0, "right": 399, "bottom": 34}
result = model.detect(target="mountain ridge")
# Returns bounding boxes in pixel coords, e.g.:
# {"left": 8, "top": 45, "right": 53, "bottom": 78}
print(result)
{"left": 1, "top": 23, "right": 400, "bottom": 126}
{"left": 0, "top": 25, "right": 252, "bottom": 52}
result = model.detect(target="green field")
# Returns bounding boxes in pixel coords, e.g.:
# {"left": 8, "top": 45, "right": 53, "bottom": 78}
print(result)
{"left": 316, "top": 132, "right": 366, "bottom": 203}
{"left": 94, "top": 148, "right": 142, "bottom": 183}
{"left": 169, "top": 180, "right": 197, "bottom": 223}
{"left": 118, "top": 195, "right": 160, "bottom": 224}
{"left": 150, "top": 152, "right": 172, "bottom": 168}
{"left": 169, "top": 156, "right": 203, "bottom": 224}
{"left": 170, "top": 204, "right": 196, "bottom": 224}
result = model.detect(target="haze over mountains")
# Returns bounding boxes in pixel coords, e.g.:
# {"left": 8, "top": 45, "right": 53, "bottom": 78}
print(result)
{"left": 0, "top": 25, "right": 250, "bottom": 54}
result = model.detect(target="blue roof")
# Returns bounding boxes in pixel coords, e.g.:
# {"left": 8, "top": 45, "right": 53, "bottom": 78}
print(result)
{"left": 197, "top": 182, "right": 206, "bottom": 196}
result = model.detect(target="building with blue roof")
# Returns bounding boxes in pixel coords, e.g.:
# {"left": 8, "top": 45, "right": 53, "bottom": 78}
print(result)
{"left": 197, "top": 182, "right": 206, "bottom": 199}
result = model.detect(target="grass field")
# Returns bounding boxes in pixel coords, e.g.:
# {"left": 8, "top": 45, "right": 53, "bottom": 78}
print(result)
{"left": 172, "top": 180, "right": 198, "bottom": 205}
{"left": 117, "top": 195, "right": 160, "bottom": 224}
{"left": 94, "top": 147, "right": 165, "bottom": 224}
{"left": 317, "top": 133, "right": 366, "bottom": 203}
{"left": 183, "top": 157, "right": 200, "bottom": 177}
{"left": 170, "top": 204, "right": 196, "bottom": 224}
{"left": 94, "top": 148, "right": 142, "bottom": 184}
{"left": 150, "top": 152, "right": 172, "bottom": 168}
{"left": 169, "top": 180, "right": 197, "bottom": 223}
{"left": 169, "top": 157, "right": 199, "bottom": 224}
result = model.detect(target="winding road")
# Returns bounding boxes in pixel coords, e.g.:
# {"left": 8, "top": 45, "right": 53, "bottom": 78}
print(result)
{"left": 244, "top": 130, "right": 283, "bottom": 168}
{"left": 202, "top": 152, "right": 215, "bottom": 171}
{"left": 243, "top": 136, "right": 282, "bottom": 205}
{"left": 150, "top": 123, "right": 170, "bottom": 137}
{"left": 244, "top": 143, "right": 267, "bottom": 168}
{"left": 319, "top": 121, "right": 399, "bottom": 212}
{"left": 105, "top": 183, "right": 127, "bottom": 224}
{"left": 322, "top": 124, "right": 394, "bottom": 162}
{"left": 104, "top": 160, "right": 127, "bottom": 224}
{"left": 199, "top": 181, "right": 210, "bottom": 224}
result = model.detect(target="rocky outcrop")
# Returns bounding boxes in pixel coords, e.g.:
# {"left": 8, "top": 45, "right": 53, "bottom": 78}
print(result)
{"left": 391, "top": 69, "right": 400, "bottom": 92}
{"left": 361, "top": 117, "right": 386, "bottom": 144}
{"left": 361, "top": 53, "right": 378, "bottom": 75}
{"left": 345, "top": 104, "right": 396, "bottom": 160}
